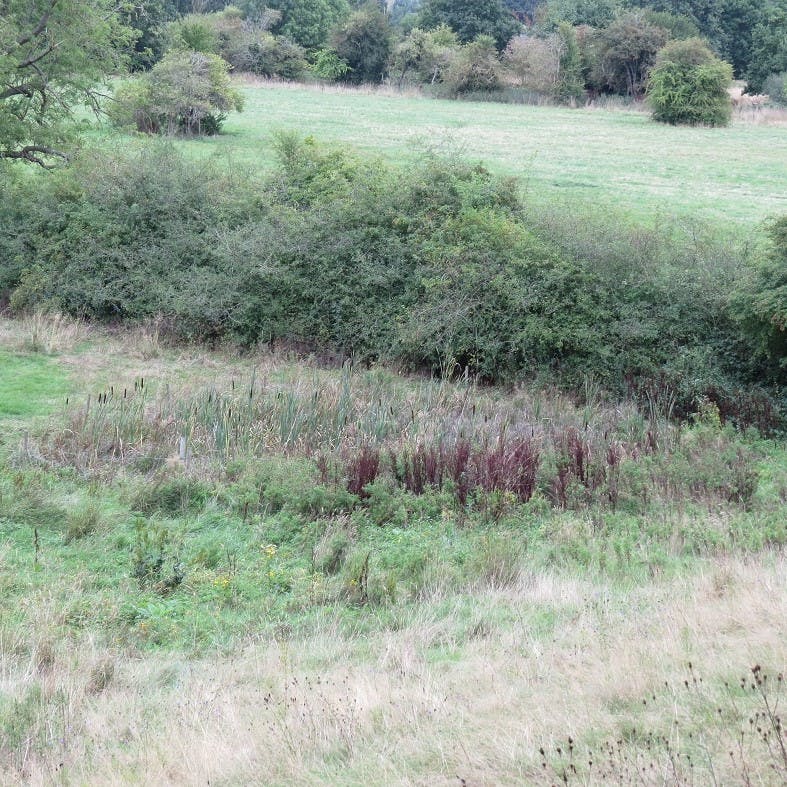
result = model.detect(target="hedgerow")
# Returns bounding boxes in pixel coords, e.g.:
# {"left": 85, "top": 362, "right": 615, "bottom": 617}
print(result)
{"left": 0, "top": 136, "right": 780, "bottom": 426}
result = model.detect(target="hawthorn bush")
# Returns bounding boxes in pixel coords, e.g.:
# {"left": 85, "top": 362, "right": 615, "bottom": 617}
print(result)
{"left": 110, "top": 50, "right": 244, "bottom": 135}
{"left": 0, "top": 136, "right": 777, "bottom": 424}
{"left": 647, "top": 38, "right": 733, "bottom": 126}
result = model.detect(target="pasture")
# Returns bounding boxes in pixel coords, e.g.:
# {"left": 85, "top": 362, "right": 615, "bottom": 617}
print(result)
{"left": 164, "top": 80, "right": 787, "bottom": 228}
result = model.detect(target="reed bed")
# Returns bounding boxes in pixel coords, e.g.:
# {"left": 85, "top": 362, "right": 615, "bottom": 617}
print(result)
{"left": 33, "top": 362, "right": 759, "bottom": 512}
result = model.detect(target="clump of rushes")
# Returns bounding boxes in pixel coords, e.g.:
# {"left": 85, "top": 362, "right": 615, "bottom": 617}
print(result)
{"left": 36, "top": 363, "right": 761, "bottom": 515}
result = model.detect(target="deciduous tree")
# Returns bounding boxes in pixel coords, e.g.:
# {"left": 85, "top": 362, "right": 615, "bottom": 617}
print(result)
{"left": 0, "top": 0, "right": 131, "bottom": 165}
{"left": 418, "top": 0, "right": 520, "bottom": 50}
{"left": 332, "top": 2, "right": 393, "bottom": 84}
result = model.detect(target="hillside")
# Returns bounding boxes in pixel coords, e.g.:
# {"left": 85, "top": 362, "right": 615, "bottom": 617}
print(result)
{"left": 1, "top": 315, "right": 787, "bottom": 782}
{"left": 168, "top": 80, "right": 787, "bottom": 228}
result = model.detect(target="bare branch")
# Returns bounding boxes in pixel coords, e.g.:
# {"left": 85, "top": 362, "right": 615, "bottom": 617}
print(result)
{"left": 0, "top": 144, "right": 68, "bottom": 167}
{"left": 15, "top": 0, "right": 59, "bottom": 48}
{"left": 0, "top": 84, "right": 36, "bottom": 100}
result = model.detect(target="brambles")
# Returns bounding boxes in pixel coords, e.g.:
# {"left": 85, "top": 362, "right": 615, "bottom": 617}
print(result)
{"left": 2, "top": 137, "right": 780, "bottom": 425}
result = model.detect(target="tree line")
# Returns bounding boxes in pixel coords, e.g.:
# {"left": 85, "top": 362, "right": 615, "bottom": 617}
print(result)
{"left": 3, "top": 0, "right": 787, "bottom": 165}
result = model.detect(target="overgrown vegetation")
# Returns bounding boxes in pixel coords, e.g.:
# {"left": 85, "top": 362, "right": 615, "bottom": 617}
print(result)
{"left": 0, "top": 316, "right": 786, "bottom": 782}
{"left": 2, "top": 136, "right": 782, "bottom": 429}
{"left": 1, "top": 1, "right": 786, "bottom": 781}
{"left": 110, "top": 50, "right": 244, "bottom": 135}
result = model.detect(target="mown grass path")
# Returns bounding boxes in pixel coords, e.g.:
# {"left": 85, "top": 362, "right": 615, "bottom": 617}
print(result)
{"left": 0, "top": 351, "right": 69, "bottom": 421}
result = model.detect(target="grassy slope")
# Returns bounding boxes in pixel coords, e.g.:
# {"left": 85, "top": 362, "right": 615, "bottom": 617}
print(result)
{"left": 156, "top": 81, "right": 787, "bottom": 228}
{"left": 1, "top": 316, "right": 787, "bottom": 783}
{"left": 0, "top": 352, "right": 69, "bottom": 420}
{"left": 4, "top": 85, "right": 787, "bottom": 782}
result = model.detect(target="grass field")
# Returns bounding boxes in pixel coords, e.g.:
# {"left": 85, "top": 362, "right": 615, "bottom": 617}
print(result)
{"left": 4, "top": 83, "right": 787, "bottom": 783}
{"left": 139, "top": 80, "right": 787, "bottom": 229}
{"left": 1, "top": 314, "right": 787, "bottom": 783}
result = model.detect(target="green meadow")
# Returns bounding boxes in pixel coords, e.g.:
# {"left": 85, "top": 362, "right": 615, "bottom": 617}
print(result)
{"left": 163, "top": 81, "right": 787, "bottom": 227}
{"left": 2, "top": 81, "right": 787, "bottom": 784}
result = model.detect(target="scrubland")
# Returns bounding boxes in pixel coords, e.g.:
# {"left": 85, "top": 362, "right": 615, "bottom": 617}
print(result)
{"left": 2, "top": 79, "right": 787, "bottom": 785}
{"left": 1, "top": 314, "right": 787, "bottom": 784}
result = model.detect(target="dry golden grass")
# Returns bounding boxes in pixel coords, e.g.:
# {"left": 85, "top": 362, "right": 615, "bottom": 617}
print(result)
{"left": 3, "top": 555, "right": 786, "bottom": 785}
{"left": 234, "top": 73, "right": 426, "bottom": 100}
{"left": 19, "top": 309, "right": 89, "bottom": 355}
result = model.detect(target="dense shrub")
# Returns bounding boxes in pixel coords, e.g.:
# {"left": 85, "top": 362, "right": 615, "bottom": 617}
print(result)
{"left": 647, "top": 38, "right": 733, "bottom": 126}
{"left": 266, "top": 0, "right": 350, "bottom": 50}
{"left": 110, "top": 51, "right": 244, "bottom": 135}
{"left": 503, "top": 34, "right": 560, "bottom": 94}
{"left": 442, "top": 35, "right": 504, "bottom": 95}
{"left": 6, "top": 146, "right": 262, "bottom": 338}
{"left": 555, "top": 22, "right": 585, "bottom": 103}
{"left": 390, "top": 25, "right": 460, "bottom": 87}
{"left": 595, "top": 12, "right": 667, "bottom": 98}
{"left": 0, "top": 136, "right": 776, "bottom": 420}
{"left": 331, "top": 2, "right": 393, "bottom": 84}
{"left": 763, "top": 72, "right": 787, "bottom": 105}
{"left": 167, "top": 8, "right": 307, "bottom": 80}
{"left": 734, "top": 216, "right": 787, "bottom": 379}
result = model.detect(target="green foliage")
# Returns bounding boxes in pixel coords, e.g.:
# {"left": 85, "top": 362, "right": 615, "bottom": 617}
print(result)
{"left": 390, "top": 25, "right": 460, "bottom": 87}
{"left": 64, "top": 502, "right": 104, "bottom": 544}
{"left": 537, "top": 0, "right": 621, "bottom": 30}
{"left": 124, "top": 0, "right": 178, "bottom": 71}
{"left": 167, "top": 8, "right": 307, "bottom": 80}
{"left": 763, "top": 71, "right": 787, "bottom": 104}
{"left": 418, "top": 0, "right": 521, "bottom": 50}
{"left": 0, "top": 134, "right": 775, "bottom": 405}
{"left": 131, "top": 476, "right": 212, "bottom": 516}
{"left": 734, "top": 216, "right": 787, "bottom": 376}
{"left": 648, "top": 38, "right": 733, "bottom": 126}
{"left": 641, "top": 10, "right": 699, "bottom": 41}
{"left": 504, "top": 33, "right": 560, "bottom": 93}
{"left": 714, "top": 0, "right": 764, "bottom": 77}
{"left": 310, "top": 48, "right": 352, "bottom": 80}
{"left": 168, "top": 14, "right": 219, "bottom": 53}
{"left": 131, "top": 516, "right": 185, "bottom": 592}
{"left": 443, "top": 35, "right": 504, "bottom": 95}
{"left": 110, "top": 50, "right": 244, "bottom": 136}
{"left": 4, "top": 145, "right": 259, "bottom": 335}
{"left": 240, "top": 34, "right": 307, "bottom": 79}
{"left": 556, "top": 22, "right": 585, "bottom": 103}
{"left": 628, "top": 0, "right": 783, "bottom": 79}
{"left": 331, "top": 3, "right": 393, "bottom": 84}
{"left": 596, "top": 12, "right": 668, "bottom": 98}
{"left": 746, "top": 5, "right": 787, "bottom": 93}
{"left": 0, "top": 0, "right": 133, "bottom": 165}
{"left": 267, "top": 0, "right": 351, "bottom": 50}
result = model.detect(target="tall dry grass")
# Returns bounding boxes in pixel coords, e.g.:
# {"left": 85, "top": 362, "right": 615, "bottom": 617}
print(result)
{"left": 19, "top": 309, "right": 88, "bottom": 355}
{"left": 2, "top": 555, "right": 786, "bottom": 785}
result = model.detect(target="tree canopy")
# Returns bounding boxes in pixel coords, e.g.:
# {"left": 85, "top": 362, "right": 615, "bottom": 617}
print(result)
{"left": 0, "top": 0, "right": 131, "bottom": 165}
{"left": 418, "top": 0, "right": 520, "bottom": 50}
{"left": 266, "top": 0, "right": 350, "bottom": 49}
{"left": 332, "top": 3, "right": 393, "bottom": 84}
